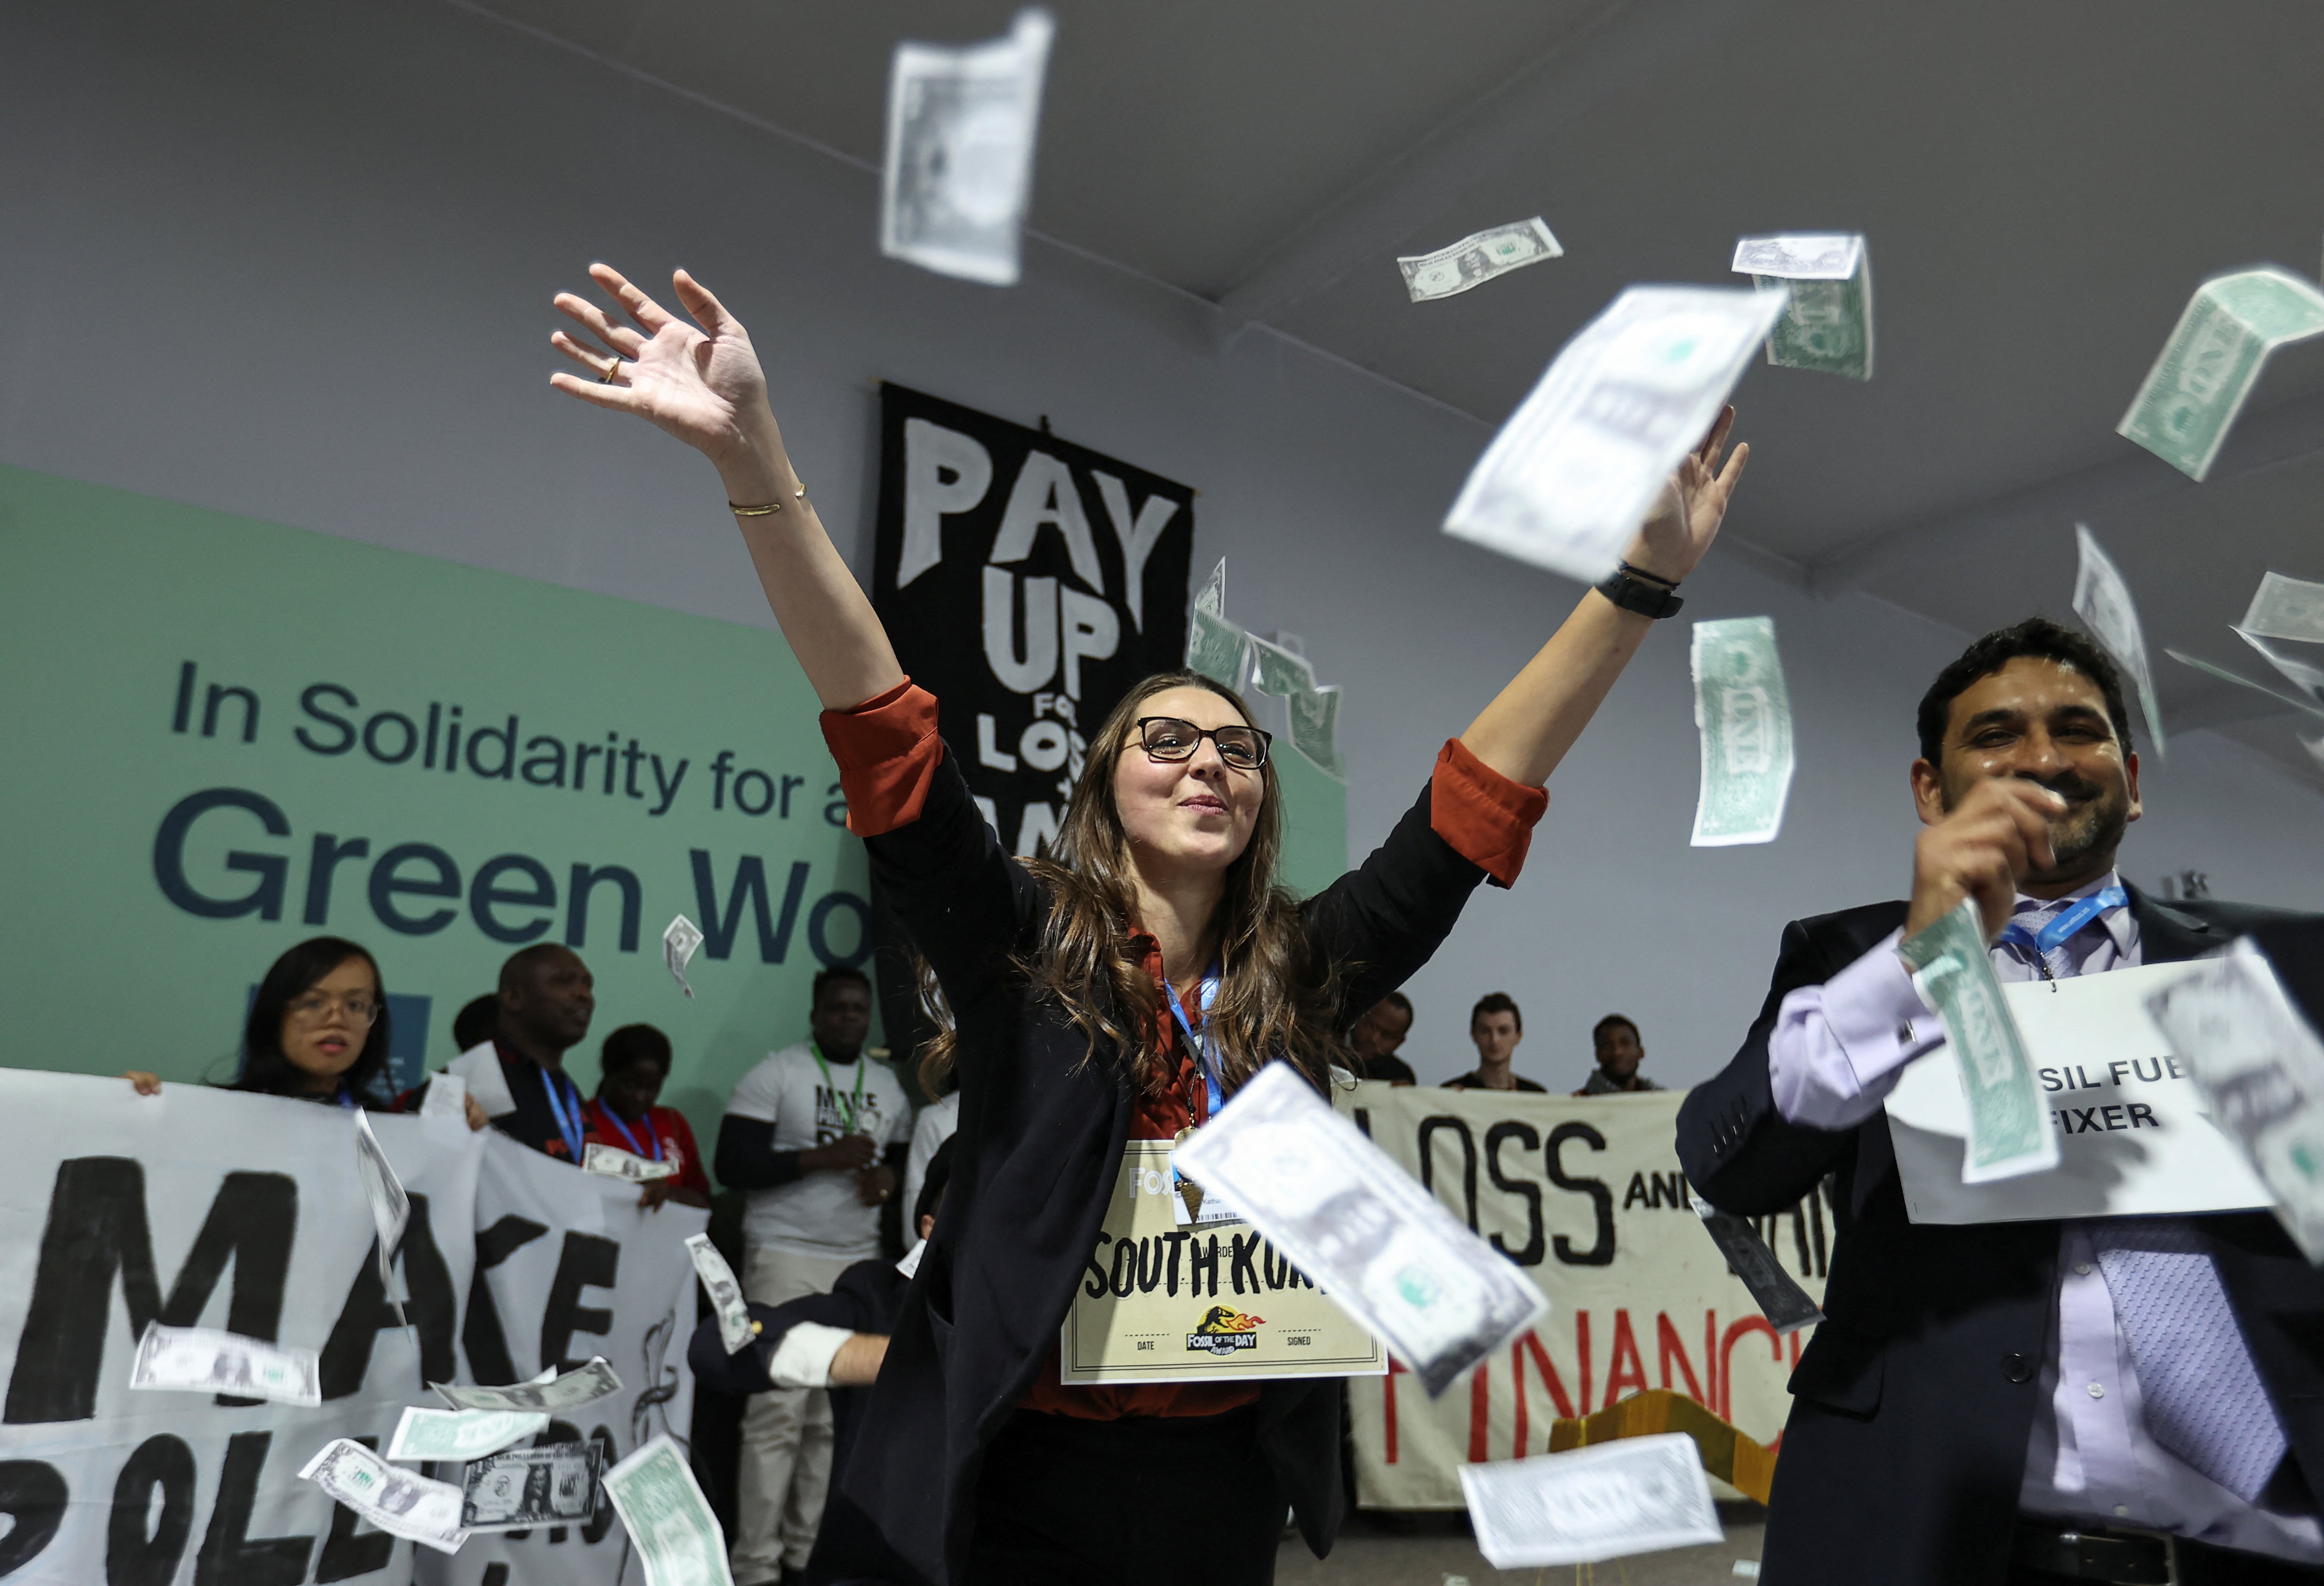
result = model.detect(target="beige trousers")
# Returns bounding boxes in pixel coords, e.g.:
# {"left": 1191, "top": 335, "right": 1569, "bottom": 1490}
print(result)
{"left": 730, "top": 1244, "right": 857, "bottom": 1581}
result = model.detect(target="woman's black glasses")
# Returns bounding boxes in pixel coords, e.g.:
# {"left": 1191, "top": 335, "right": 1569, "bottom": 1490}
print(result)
{"left": 1133, "top": 717, "right": 1271, "bottom": 769}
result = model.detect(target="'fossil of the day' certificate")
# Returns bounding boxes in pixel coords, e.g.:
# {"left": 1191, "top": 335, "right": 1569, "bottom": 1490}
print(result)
{"left": 1061, "top": 1142, "right": 1385, "bottom": 1386}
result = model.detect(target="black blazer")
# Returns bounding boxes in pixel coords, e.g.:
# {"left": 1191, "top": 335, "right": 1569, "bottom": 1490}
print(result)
{"left": 842, "top": 746, "right": 1503, "bottom": 1586}
{"left": 1677, "top": 885, "right": 2324, "bottom": 1586}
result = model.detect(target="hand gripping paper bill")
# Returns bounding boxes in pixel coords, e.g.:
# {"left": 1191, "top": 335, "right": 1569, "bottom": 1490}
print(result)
{"left": 1459, "top": 1434, "right": 1723, "bottom": 1569}
{"left": 2118, "top": 268, "right": 2324, "bottom": 481}
{"left": 2073, "top": 525, "right": 2167, "bottom": 757}
{"left": 1445, "top": 284, "right": 1789, "bottom": 586}
{"left": 1898, "top": 899, "right": 2060, "bottom": 1183}
{"left": 1690, "top": 617, "right": 1795, "bottom": 846}
{"left": 1732, "top": 233, "right": 1874, "bottom": 380}
{"left": 602, "top": 1434, "right": 735, "bottom": 1586}
{"left": 879, "top": 10, "right": 1055, "bottom": 287}
{"left": 664, "top": 914, "right": 704, "bottom": 998}
{"left": 1399, "top": 217, "right": 1563, "bottom": 303}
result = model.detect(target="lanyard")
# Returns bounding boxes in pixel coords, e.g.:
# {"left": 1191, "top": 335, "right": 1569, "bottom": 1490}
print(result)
{"left": 811, "top": 1044, "right": 869, "bottom": 1135}
{"left": 539, "top": 1067, "right": 586, "bottom": 1161}
{"left": 1997, "top": 886, "right": 2129, "bottom": 970}
{"left": 1165, "top": 961, "right": 1226, "bottom": 1124}
{"left": 330, "top": 1089, "right": 356, "bottom": 1111}
{"left": 596, "top": 1101, "right": 662, "bottom": 1162}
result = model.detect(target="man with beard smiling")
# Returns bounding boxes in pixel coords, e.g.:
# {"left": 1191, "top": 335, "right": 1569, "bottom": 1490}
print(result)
{"left": 1681, "top": 619, "right": 2324, "bottom": 1586}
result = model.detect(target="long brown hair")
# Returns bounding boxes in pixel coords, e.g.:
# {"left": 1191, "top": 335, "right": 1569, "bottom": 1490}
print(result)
{"left": 919, "top": 670, "right": 1343, "bottom": 1097}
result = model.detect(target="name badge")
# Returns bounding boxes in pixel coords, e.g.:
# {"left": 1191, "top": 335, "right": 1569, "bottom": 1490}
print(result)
{"left": 1059, "top": 1142, "right": 1385, "bottom": 1385}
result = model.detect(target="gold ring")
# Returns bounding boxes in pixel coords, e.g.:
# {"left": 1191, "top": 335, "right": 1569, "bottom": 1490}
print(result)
{"left": 599, "top": 357, "right": 622, "bottom": 384}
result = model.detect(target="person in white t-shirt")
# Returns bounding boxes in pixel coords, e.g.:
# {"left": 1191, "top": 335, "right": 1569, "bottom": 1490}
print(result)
{"left": 902, "top": 1072, "right": 958, "bottom": 1230}
{"left": 714, "top": 966, "right": 911, "bottom": 1586}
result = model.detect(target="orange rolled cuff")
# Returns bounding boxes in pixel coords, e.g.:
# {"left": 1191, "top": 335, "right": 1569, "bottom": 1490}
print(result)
{"left": 1431, "top": 738, "right": 1549, "bottom": 888}
{"left": 819, "top": 680, "right": 943, "bottom": 837}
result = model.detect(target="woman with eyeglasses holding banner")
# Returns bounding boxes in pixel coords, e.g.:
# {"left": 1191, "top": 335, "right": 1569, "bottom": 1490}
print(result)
{"left": 546, "top": 264, "right": 1749, "bottom": 1586}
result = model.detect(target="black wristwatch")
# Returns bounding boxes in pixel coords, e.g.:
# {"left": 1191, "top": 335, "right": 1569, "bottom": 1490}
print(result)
{"left": 1595, "top": 562, "right": 1684, "bottom": 619}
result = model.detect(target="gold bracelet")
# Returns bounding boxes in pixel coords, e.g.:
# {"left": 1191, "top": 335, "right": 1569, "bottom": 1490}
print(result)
{"left": 729, "top": 484, "right": 809, "bottom": 518}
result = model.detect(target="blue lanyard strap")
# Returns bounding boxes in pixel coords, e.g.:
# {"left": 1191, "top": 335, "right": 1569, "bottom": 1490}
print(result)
{"left": 597, "top": 1102, "right": 662, "bottom": 1161}
{"left": 1997, "top": 886, "right": 2130, "bottom": 961}
{"left": 540, "top": 1067, "right": 586, "bottom": 1161}
{"left": 1165, "top": 961, "right": 1226, "bottom": 1123}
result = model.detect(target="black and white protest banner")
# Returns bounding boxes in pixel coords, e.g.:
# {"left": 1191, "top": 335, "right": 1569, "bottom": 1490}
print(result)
{"left": 872, "top": 382, "right": 1196, "bottom": 859}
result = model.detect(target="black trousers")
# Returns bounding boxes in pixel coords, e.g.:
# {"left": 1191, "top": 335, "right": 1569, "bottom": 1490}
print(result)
{"left": 966, "top": 1406, "right": 1288, "bottom": 1586}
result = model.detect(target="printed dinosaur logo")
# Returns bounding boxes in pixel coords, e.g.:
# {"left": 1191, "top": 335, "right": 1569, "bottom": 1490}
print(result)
{"left": 1185, "top": 1304, "right": 1264, "bottom": 1355}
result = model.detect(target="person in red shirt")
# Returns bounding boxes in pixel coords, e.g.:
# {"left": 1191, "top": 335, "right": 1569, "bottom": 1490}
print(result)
{"left": 548, "top": 263, "right": 1751, "bottom": 1586}
{"left": 583, "top": 1023, "right": 712, "bottom": 1210}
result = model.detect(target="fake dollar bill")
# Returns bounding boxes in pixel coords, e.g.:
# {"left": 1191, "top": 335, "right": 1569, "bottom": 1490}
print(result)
{"left": 386, "top": 1406, "right": 549, "bottom": 1463}
{"left": 1286, "top": 684, "right": 1344, "bottom": 778}
{"left": 663, "top": 914, "right": 704, "bottom": 999}
{"left": 1172, "top": 1061, "right": 1547, "bottom": 1398}
{"left": 2118, "top": 267, "right": 2324, "bottom": 481}
{"left": 462, "top": 1443, "right": 601, "bottom": 1532}
{"left": 2243, "top": 571, "right": 2324, "bottom": 644}
{"left": 583, "top": 1142, "right": 679, "bottom": 1183}
{"left": 129, "top": 1323, "right": 320, "bottom": 1407}
{"left": 1732, "top": 233, "right": 1873, "bottom": 380}
{"left": 1899, "top": 900, "right": 2060, "bottom": 1183}
{"left": 2163, "top": 646, "right": 2324, "bottom": 720}
{"left": 2146, "top": 938, "right": 2324, "bottom": 1261}
{"left": 1689, "top": 617, "right": 1795, "bottom": 846}
{"left": 2235, "top": 627, "right": 2324, "bottom": 705}
{"left": 1192, "top": 557, "right": 1226, "bottom": 617}
{"left": 418, "top": 1069, "right": 469, "bottom": 1120}
{"left": 352, "top": 1108, "right": 410, "bottom": 1307}
{"left": 300, "top": 1438, "right": 469, "bottom": 1554}
{"left": 686, "top": 1233, "right": 756, "bottom": 1356}
{"left": 1445, "top": 284, "right": 1789, "bottom": 586}
{"left": 1459, "top": 1433, "right": 1723, "bottom": 1568}
{"left": 431, "top": 1356, "right": 622, "bottom": 1414}
{"left": 1399, "top": 217, "right": 1563, "bottom": 303}
{"left": 879, "top": 9, "right": 1056, "bottom": 287}
{"left": 2073, "top": 524, "right": 2167, "bottom": 755}
{"left": 601, "top": 1434, "right": 735, "bottom": 1586}
{"left": 1691, "top": 1199, "right": 1822, "bottom": 1335}
{"left": 1246, "top": 633, "right": 1314, "bottom": 698}
{"left": 1185, "top": 606, "right": 1250, "bottom": 690}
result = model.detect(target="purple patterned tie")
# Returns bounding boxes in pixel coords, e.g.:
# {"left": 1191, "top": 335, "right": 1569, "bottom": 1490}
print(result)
{"left": 2090, "top": 1217, "right": 2287, "bottom": 1501}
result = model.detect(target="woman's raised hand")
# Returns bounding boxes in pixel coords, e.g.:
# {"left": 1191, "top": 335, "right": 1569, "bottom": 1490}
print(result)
{"left": 1623, "top": 405, "right": 1749, "bottom": 585}
{"left": 549, "top": 265, "right": 786, "bottom": 496}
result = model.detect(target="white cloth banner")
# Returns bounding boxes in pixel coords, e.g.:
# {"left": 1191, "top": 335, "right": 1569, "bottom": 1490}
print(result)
{"left": 1338, "top": 1085, "right": 1828, "bottom": 1509}
{"left": 0, "top": 1071, "right": 701, "bottom": 1584}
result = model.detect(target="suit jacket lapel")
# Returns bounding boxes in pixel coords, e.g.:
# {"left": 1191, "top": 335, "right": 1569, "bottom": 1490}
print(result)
{"left": 2128, "top": 882, "right": 2214, "bottom": 965}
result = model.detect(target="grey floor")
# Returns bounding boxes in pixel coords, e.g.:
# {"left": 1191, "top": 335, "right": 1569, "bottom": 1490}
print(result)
{"left": 1276, "top": 1505, "right": 1766, "bottom": 1586}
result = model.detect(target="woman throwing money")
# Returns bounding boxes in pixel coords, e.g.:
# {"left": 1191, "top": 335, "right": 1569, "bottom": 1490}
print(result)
{"left": 548, "top": 264, "right": 1747, "bottom": 1586}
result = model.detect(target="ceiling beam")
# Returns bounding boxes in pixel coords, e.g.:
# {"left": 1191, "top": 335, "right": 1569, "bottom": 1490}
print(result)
{"left": 1210, "top": 0, "right": 1776, "bottom": 334}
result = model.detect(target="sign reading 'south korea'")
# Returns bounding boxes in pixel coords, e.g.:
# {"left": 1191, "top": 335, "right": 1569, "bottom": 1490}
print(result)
{"left": 1062, "top": 1143, "right": 1385, "bottom": 1385}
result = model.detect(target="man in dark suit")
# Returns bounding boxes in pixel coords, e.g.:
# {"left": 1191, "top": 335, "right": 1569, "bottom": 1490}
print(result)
{"left": 1679, "top": 618, "right": 2324, "bottom": 1586}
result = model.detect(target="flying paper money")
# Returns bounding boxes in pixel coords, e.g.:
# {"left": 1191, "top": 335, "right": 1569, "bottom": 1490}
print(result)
{"left": 1193, "top": 557, "right": 1226, "bottom": 617}
{"left": 879, "top": 9, "right": 1056, "bottom": 287}
{"left": 602, "top": 1434, "right": 735, "bottom": 1586}
{"left": 2073, "top": 524, "right": 2167, "bottom": 756}
{"left": 1399, "top": 218, "right": 1563, "bottom": 303}
{"left": 2119, "top": 267, "right": 2324, "bottom": 481}
{"left": 1690, "top": 617, "right": 1795, "bottom": 846}
{"left": 2243, "top": 572, "right": 2324, "bottom": 644}
{"left": 432, "top": 1357, "right": 622, "bottom": 1414}
{"left": 1173, "top": 1061, "right": 1547, "bottom": 1397}
{"left": 1460, "top": 1434, "right": 1723, "bottom": 1568}
{"left": 2164, "top": 647, "right": 2324, "bottom": 720}
{"left": 462, "top": 1443, "right": 601, "bottom": 1533}
{"left": 1445, "top": 284, "right": 1789, "bottom": 586}
{"left": 419, "top": 1069, "right": 469, "bottom": 1120}
{"left": 1899, "top": 900, "right": 2060, "bottom": 1184}
{"left": 583, "top": 1142, "right": 679, "bottom": 1183}
{"left": 1247, "top": 634, "right": 1315, "bottom": 698}
{"left": 129, "top": 1323, "right": 320, "bottom": 1407}
{"left": 2147, "top": 939, "right": 2324, "bottom": 1262}
{"left": 386, "top": 1406, "right": 549, "bottom": 1463}
{"left": 1286, "top": 685, "right": 1344, "bottom": 778}
{"left": 2235, "top": 628, "right": 2324, "bottom": 705}
{"left": 686, "top": 1233, "right": 756, "bottom": 1356}
{"left": 300, "top": 1438, "right": 469, "bottom": 1554}
{"left": 664, "top": 914, "right": 704, "bottom": 999}
{"left": 1185, "top": 607, "right": 1250, "bottom": 690}
{"left": 1732, "top": 233, "right": 1873, "bottom": 380}
{"left": 351, "top": 1109, "right": 410, "bottom": 1300}
{"left": 1691, "top": 1199, "right": 1822, "bottom": 1335}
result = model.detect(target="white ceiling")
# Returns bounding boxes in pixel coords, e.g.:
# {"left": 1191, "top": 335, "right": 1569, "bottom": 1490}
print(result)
{"left": 473, "top": 0, "right": 2324, "bottom": 779}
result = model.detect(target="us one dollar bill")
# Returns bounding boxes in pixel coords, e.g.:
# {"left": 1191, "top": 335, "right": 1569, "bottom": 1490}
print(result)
{"left": 1899, "top": 900, "right": 2060, "bottom": 1184}
{"left": 1185, "top": 606, "right": 1251, "bottom": 691}
{"left": 583, "top": 1142, "right": 678, "bottom": 1183}
{"left": 386, "top": 1406, "right": 548, "bottom": 1463}
{"left": 2162, "top": 646, "right": 2324, "bottom": 722}
{"left": 462, "top": 1443, "right": 601, "bottom": 1532}
{"left": 1246, "top": 633, "right": 1314, "bottom": 698}
{"left": 2236, "top": 627, "right": 2324, "bottom": 706}
{"left": 602, "top": 1434, "right": 735, "bottom": 1586}
{"left": 1459, "top": 1433, "right": 1723, "bottom": 1568}
{"left": 2146, "top": 939, "right": 2324, "bottom": 1262}
{"left": 1691, "top": 1198, "right": 1822, "bottom": 1335}
{"left": 1445, "top": 284, "right": 1789, "bottom": 586}
{"left": 1732, "top": 232, "right": 1873, "bottom": 380}
{"left": 300, "top": 1438, "right": 469, "bottom": 1554}
{"left": 1690, "top": 617, "right": 1795, "bottom": 846}
{"left": 1399, "top": 217, "right": 1563, "bottom": 303}
{"left": 879, "top": 8, "right": 1055, "bottom": 287}
{"left": 2118, "top": 267, "right": 2324, "bottom": 481}
{"left": 2073, "top": 524, "right": 2168, "bottom": 755}
{"left": 1192, "top": 557, "right": 1226, "bottom": 617}
{"left": 352, "top": 1109, "right": 410, "bottom": 1301}
{"left": 1172, "top": 1061, "right": 1547, "bottom": 1398}
{"left": 1287, "top": 684, "right": 1344, "bottom": 778}
{"left": 663, "top": 914, "right": 704, "bottom": 999}
{"left": 685, "top": 1233, "right": 755, "bottom": 1356}
{"left": 2243, "top": 571, "right": 2324, "bottom": 644}
{"left": 432, "top": 1356, "right": 622, "bottom": 1414}
{"left": 129, "top": 1323, "right": 321, "bottom": 1407}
